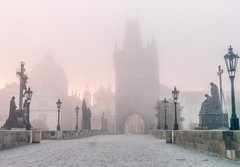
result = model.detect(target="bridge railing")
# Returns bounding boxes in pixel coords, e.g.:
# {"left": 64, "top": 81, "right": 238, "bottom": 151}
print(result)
{"left": 152, "top": 130, "right": 240, "bottom": 160}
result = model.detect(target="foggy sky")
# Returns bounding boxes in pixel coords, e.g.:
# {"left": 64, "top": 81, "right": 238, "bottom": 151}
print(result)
{"left": 0, "top": 0, "right": 240, "bottom": 93}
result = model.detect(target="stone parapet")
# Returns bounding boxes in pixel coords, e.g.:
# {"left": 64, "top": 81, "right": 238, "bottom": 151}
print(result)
{"left": 0, "top": 130, "right": 30, "bottom": 150}
{"left": 152, "top": 130, "right": 240, "bottom": 160}
{"left": 41, "top": 129, "right": 111, "bottom": 140}
{"left": 151, "top": 130, "right": 166, "bottom": 139}
{"left": 41, "top": 130, "right": 62, "bottom": 140}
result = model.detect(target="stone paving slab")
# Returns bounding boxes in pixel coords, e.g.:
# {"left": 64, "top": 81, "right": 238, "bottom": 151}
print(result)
{"left": 0, "top": 135, "right": 239, "bottom": 167}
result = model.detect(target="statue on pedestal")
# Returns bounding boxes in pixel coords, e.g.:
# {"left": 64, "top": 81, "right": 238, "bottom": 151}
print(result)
{"left": 200, "top": 83, "right": 222, "bottom": 113}
{"left": 2, "top": 62, "right": 32, "bottom": 129}
{"left": 198, "top": 82, "right": 228, "bottom": 129}
{"left": 3, "top": 97, "right": 18, "bottom": 128}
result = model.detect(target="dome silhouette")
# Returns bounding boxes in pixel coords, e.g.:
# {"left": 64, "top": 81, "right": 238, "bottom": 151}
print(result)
{"left": 29, "top": 54, "right": 68, "bottom": 96}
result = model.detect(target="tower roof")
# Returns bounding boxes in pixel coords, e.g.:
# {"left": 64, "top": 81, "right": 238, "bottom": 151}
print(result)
{"left": 123, "top": 19, "right": 142, "bottom": 50}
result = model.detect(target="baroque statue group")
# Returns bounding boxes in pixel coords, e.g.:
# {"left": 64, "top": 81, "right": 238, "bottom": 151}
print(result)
{"left": 198, "top": 82, "right": 228, "bottom": 129}
{"left": 200, "top": 82, "right": 221, "bottom": 113}
{"left": 2, "top": 62, "right": 32, "bottom": 129}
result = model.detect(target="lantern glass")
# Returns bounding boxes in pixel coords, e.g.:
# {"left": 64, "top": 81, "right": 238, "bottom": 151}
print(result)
{"left": 172, "top": 87, "right": 179, "bottom": 102}
{"left": 163, "top": 98, "right": 168, "bottom": 109}
{"left": 25, "top": 87, "right": 33, "bottom": 102}
{"left": 224, "top": 46, "right": 239, "bottom": 77}
{"left": 75, "top": 105, "right": 79, "bottom": 113}
{"left": 56, "top": 99, "right": 62, "bottom": 109}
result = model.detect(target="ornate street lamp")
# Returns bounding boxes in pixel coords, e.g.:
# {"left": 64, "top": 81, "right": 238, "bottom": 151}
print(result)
{"left": 25, "top": 87, "right": 33, "bottom": 130}
{"left": 172, "top": 87, "right": 179, "bottom": 130}
{"left": 155, "top": 101, "right": 161, "bottom": 129}
{"left": 163, "top": 98, "right": 168, "bottom": 130}
{"left": 56, "top": 99, "right": 62, "bottom": 130}
{"left": 224, "top": 46, "right": 239, "bottom": 130}
{"left": 75, "top": 105, "right": 79, "bottom": 130}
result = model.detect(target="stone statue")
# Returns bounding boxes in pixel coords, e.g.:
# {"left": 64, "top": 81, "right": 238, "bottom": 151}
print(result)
{"left": 200, "top": 82, "right": 221, "bottom": 113}
{"left": 86, "top": 108, "right": 91, "bottom": 129}
{"left": 16, "top": 62, "right": 28, "bottom": 110}
{"left": 2, "top": 96, "right": 18, "bottom": 129}
{"left": 101, "top": 112, "right": 108, "bottom": 131}
{"left": 81, "top": 99, "right": 91, "bottom": 129}
{"left": 210, "top": 82, "right": 221, "bottom": 109}
{"left": 8, "top": 96, "right": 17, "bottom": 121}
{"left": 23, "top": 99, "right": 28, "bottom": 124}
{"left": 2, "top": 62, "right": 32, "bottom": 129}
{"left": 81, "top": 99, "right": 87, "bottom": 129}
{"left": 200, "top": 94, "right": 211, "bottom": 112}
{"left": 197, "top": 82, "right": 228, "bottom": 129}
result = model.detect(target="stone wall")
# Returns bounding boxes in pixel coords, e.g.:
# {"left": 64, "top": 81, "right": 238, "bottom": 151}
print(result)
{"left": 152, "top": 130, "right": 166, "bottom": 139}
{"left": 0, "top": 130, "right": 30, "bottom": 150}
{"left": 42, "top": 129, "right": 110, "bottom": 140}
{"left": 152, "top": 130, "right": 240, "bottom": 160}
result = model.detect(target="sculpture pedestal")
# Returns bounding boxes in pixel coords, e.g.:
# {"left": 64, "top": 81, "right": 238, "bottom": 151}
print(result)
{"left": 198, "top": 112, "right": 228, "bottom": 129}
{"left": 2, "top": 118, "right": 18, "bottom": 130}
{"left": 2, "top": 109, "right": 27, "bottom": 129}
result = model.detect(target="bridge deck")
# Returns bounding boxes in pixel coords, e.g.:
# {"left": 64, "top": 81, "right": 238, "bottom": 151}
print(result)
{"left": 0, "top": 135, "right": 239, "bottom": 167}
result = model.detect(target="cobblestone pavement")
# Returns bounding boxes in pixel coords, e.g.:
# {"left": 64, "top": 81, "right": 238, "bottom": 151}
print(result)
{"left": 0, "top": 135, "right": 239, "bottom": 167}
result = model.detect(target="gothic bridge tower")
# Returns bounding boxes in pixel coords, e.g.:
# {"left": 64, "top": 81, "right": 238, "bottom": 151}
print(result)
{"left": 114, "top": 19, "right": 159, "bottom": 134}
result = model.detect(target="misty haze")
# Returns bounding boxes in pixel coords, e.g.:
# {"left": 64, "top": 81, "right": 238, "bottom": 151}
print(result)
{"left": 0, "top": 1, "right": 240, "bottom": 166}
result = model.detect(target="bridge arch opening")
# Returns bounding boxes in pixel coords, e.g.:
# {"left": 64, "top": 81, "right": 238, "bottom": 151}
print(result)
{"left": 124, "top": 114, "right": 145, "bottom": 134}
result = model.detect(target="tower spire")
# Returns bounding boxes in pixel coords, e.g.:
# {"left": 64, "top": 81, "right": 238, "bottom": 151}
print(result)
{"left": 123, "top": 19, "right": 142, "bottom": 50}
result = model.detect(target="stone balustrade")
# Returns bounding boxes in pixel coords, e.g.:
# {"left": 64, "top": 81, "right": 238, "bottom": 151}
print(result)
{"left": 0, "top": 129, "right": 109, "bottom": 150}
{"left": 41, "top": 129, "right": 111, "bottom": 140}
{"left": 152, "top": 130, "right": 240, "bottom": 160}
{"left": 0, "top": 130, "right": 30, "bottom": 150}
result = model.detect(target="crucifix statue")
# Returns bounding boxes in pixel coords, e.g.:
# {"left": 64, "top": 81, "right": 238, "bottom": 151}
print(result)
{"left": 217, "top": 65, "right": 223, "bottom": 110}
{"left": 16, "top": 62, "right": 28, "bottom": 110}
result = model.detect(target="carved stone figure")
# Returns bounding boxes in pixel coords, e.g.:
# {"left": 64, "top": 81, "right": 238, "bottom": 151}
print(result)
{"left": 2, "top": 97, "right": 18, "bottom": 129}
{"left": 15, "top": 109, "right": 26, "bottom": 128}
{"left": 200, "top": 94, "right": 211, "bottom": 112}
{"left": 197, "top": 82, "right": 228, "bottom": 129}
{"left": 101, "top": 112, "right": 108, "bottom": 131}
{"left": 200, "top": 83, "right": 221, "bottom": 113}
{"left": 86, "top": 108, "right": 91, "bottom": 129}
{"left": 9, "top": 96, "right": 17, "bottom": 119}
{"left": 7, "top": 96, "right": 17, "bottom": 122}
{"left": 81, "top": 99, "right": 91, "bottom": 129}
{"left": 16, "top": 62, "right": 29, "bottom": 110}
{"left": 210, "top": 82, "right": 221, "bottom": 109}
{"left": 2, "top": 62, "right": 32, "bottom": 129}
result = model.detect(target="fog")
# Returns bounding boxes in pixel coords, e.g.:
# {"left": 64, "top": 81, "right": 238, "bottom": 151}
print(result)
{"left": 0, "top": 0, "right": 240, "bottom": 93}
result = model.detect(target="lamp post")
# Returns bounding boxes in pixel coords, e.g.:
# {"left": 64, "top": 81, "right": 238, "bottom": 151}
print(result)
{"left": 56, "top": 99, "right": 62, "bottom": 130}
{"left": 25, "top": 87, "right": 33, "bottom": 130}
{"left": 155, "top": 101, "right": 161, "bottom": 129}
{"left": 75, "top": 105, "right": 79, "bottom": 130}
{"left": 224, "top": 46, "right": 239, "bottom": 130}
{"left": 163, "top": 98, "right": 168, "bottom": 130}
{"left": 172, "top": 87, "right": 179, "bottom": 130}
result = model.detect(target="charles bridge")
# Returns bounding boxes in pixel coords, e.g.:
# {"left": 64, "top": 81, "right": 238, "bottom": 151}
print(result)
{"left": 1, "top": 47, "right": 240, "bottom": 166}
{"left": 0, "top": 130, "right": 240, "bottom": 167}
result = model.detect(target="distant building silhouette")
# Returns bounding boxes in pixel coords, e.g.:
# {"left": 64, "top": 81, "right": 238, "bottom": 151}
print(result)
{"left": 29, "top": 55, "right": 81, "bottom": 130}
{"left": 83, "top": 84, "right": 92, "bottom": 107}
{"left": 91, "top": 86, "right": 115, "bottom": 133}
{"left": 114, "top": 19, "right": 160, "bottom": 134}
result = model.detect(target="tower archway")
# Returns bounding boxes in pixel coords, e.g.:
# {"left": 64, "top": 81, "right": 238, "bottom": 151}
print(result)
{"left": 124, "top": 114, "right": 145, "bottom": 134}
